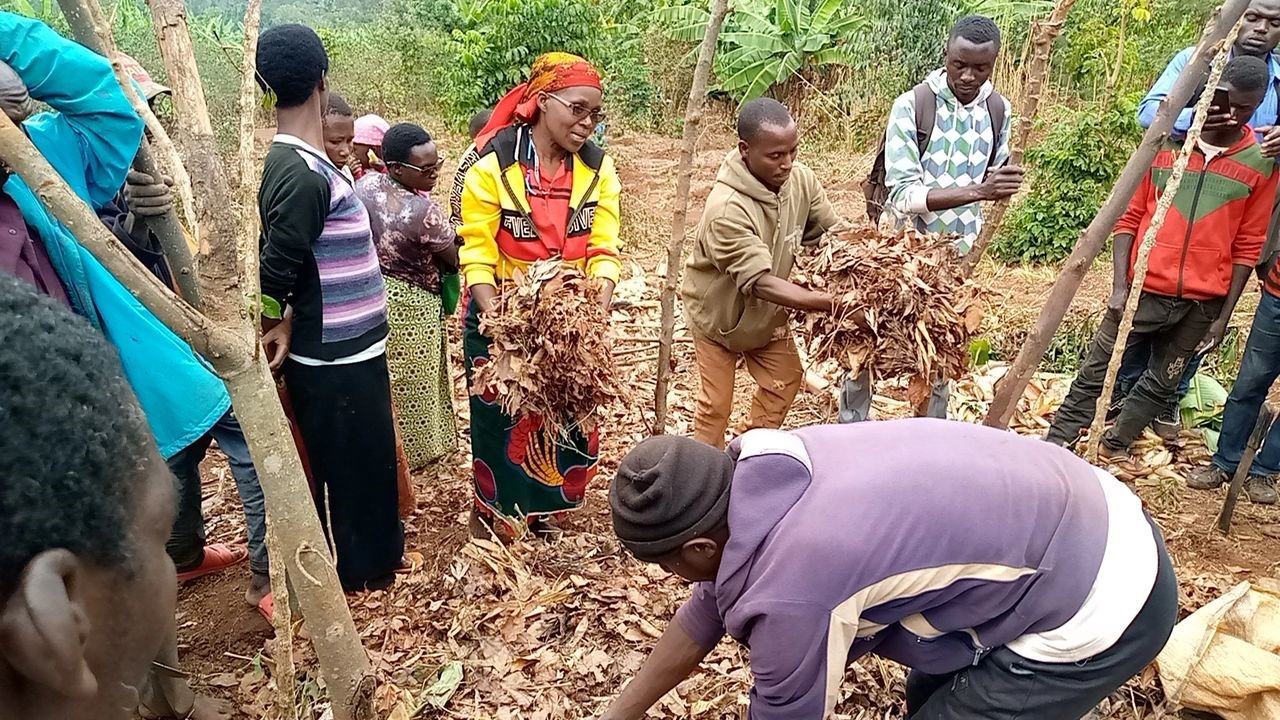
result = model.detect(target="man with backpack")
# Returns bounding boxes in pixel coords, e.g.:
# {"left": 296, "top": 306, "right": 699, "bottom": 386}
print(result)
{"left": 846, "top": 14, "right": 1022, "bottom": 422}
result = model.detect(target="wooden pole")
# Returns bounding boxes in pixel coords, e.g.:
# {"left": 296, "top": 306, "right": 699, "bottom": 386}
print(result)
{"left": 140, "top": 1, "right": 377, "bottom": 717}
{"left": 982, "top": 0, "right": 1254, "bottom": 429}
{"left": 1084, "top": 21, "right": 1239, "bottom": 461}
{"left": 961, "top": 0, "right": 1077, "bottom": 276}
{"left": 57, "top": 0, "right": 202, "bottom": 306}
{"left": 653, "top": 0, "right": 732, "bottom": 433}
{"left": 1218, "top": 404, "right": 1276, "bottom": 533}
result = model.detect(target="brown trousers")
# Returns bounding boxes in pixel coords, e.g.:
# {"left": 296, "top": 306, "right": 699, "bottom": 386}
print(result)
{"left": 692, "top": 333, "right": 804, "bottom": 449}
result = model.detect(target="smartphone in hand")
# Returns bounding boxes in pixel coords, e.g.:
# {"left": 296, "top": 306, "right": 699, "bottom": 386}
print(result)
{"left": 1211, "top": 86, "right": 1232, "bottom": 116}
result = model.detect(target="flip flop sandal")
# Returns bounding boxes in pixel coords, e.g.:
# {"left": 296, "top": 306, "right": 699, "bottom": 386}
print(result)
{"left": 176, "top": 543, "right": 248, "bottom": 583}
{"left": 257, "top": 593, "right": 274, "bottom": 625}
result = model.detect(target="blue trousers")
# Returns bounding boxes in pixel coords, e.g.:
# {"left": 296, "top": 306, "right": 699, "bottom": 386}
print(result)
{"left": 166, "top": 410, "right": 268, "bottom": 575}
{"left": 1213, "top": 290, "right": 1280, "bottom": 478}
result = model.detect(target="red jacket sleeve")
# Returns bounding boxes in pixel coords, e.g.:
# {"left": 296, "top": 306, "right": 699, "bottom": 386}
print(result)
{"left": 1232, "top": 166, "right": 1279, "bottom": 266}
{"left": 1114, "top": 170, "right": 1154, "bottom": 237}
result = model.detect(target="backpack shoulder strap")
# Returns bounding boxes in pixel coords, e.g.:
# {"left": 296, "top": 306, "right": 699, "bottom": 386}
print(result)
{"left": 985, "top": 92, "right": 1008, "bottom": 164}
{"left": 912, "top": 83, "right": 936, "bottom": 156}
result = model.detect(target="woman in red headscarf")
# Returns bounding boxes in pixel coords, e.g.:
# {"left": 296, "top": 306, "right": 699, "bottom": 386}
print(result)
{"left": 451, "top": 52, "right": 622, "bottom": 540}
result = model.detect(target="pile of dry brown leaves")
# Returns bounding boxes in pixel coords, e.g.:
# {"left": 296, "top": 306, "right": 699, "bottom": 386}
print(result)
{"left": 474, "top": 260, "right": 624, "bottom": 435}
{"left": 794, "top": 228, "right": 983, "bottom": 404}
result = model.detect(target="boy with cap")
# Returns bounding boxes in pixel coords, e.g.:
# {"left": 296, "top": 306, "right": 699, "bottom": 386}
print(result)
{"left": 602, "top": 420, "right": 1176, "bottom": 719}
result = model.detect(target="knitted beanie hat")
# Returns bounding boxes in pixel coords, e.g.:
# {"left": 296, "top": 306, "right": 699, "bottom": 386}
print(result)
{"left": 610, "top": 435, "right": 733, "bottom": 561}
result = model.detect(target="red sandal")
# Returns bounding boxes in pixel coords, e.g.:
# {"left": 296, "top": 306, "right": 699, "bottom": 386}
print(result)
{"left": 257, "top": 593, "right": 274, "bottom": 624}
{"left": 176, "top": 543, "right": 248, "bottom": 583}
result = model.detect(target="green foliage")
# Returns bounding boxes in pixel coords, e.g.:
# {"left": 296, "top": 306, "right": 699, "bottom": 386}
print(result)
{"left": 993, "top": 97, "right": 1142, "bottom": 265}
{"left": 435, "top": 0, "right": 657, "bottom": 128}
{"left": 655, "top": 0, "right": 868, "bottom": 101}
{"left": 1181, "top": 373, "right": 1228, "bottom": 451}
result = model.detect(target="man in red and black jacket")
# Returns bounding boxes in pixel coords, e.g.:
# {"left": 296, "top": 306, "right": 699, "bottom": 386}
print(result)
{"left": 1047, "top": 56, "right": 1279, "bottom": 457}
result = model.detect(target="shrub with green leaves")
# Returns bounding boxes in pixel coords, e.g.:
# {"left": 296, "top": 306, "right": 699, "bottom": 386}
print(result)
{"left": 992, "top": 97, "right": 1141, "bottom": 265}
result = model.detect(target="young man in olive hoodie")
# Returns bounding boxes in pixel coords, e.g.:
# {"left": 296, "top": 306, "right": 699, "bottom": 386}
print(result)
{"left": 681, "top": 98, "right": 843, "bottom": 449}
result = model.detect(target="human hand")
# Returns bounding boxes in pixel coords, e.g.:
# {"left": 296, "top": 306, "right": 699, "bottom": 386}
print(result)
{"left": 979, "top": 165, "right": 1024, "bottom": 201}
{"left": 1258, "top": 126, "right": 1280, "bottom": 158}
{"left": 1202, "top": 106, "right": 1239, "bottom": 133}
{"left": 123, "top": 169, "right": 174, "bottom": 218}
{"left": 1197, "top": 318, "right": 1228, "bottom": 354}
{"left": 1106, "top": 284, "right": 1130, "bottom": 318}
{"left": 261, "top": 312, "right": 293, "bottom": 372}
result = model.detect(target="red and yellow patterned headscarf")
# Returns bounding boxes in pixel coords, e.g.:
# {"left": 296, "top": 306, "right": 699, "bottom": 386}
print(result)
{"left": 474, "top": 52, "right": 603, "bottom": 149}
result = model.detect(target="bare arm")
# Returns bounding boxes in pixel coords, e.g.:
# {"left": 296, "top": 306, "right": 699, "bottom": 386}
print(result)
{"left": 470, "top": 283, "right": 497, "bottom": 313}
{"left": 600, "top": 622, "right": 711, "bottom": 720}
{"left": 1199, "top": 264, "right": 1252, "bottom": 352}
{"left": 752, "top": 273, "right": 835, "bottom": 313}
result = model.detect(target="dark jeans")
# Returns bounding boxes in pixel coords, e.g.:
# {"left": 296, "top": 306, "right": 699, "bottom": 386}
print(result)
{"left": 1113, "top": 338, "right": 1203, "bottom": 414}
{"left": 905, "top": 517, "right": 1177, "bottom": 719}
{"left": 1047, "top": 293, "right": 1223, "bottom": 451}
{"left": 167, "top": 411, "right": 268, "bottom": 575}
{"left": 1213, "top": 290, "right": 1280, "bottom": 478}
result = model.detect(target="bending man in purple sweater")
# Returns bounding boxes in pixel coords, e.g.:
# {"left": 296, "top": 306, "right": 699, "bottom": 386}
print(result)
{"left": 604, "top": 419, "right": 1177, "bottom": 719}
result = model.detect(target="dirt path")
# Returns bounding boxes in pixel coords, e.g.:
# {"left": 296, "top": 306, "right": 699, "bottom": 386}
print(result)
{"left": 174, "top": 126, "right": 1280, "bottom": 719}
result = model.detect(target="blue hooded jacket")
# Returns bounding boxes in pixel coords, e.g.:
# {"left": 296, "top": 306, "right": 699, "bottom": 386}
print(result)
{"left": 1, "top": 12, "right": 229, "bottom": 458}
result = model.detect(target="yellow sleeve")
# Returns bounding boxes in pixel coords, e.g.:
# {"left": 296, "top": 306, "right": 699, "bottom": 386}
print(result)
{"left": 585, "top": 155, "right": 622, "bottom": 283}
{"left": 458, "top": 158, "right": 503, "bottom": 287}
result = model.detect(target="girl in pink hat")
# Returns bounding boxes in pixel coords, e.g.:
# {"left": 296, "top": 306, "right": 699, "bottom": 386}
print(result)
{"left": 353, "top": 113, "right": 390, "bottom": 178}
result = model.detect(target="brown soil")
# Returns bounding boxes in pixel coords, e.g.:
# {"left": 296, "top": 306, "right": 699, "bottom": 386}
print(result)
{"left": 173, "top": 126, "right": 1280, "bottom": 719}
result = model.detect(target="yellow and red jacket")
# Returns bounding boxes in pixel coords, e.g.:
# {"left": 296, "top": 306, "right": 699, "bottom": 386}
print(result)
{"left": 451, "top": 125, "right": 621, "bottom": 287}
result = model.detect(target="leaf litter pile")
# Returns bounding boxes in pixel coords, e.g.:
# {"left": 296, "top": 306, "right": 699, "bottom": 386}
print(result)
{"left": 473, "top": 259, "right": 623, "bottom": 435}
{"left": 794, "top": 229, "right": 983, "bottom": 404}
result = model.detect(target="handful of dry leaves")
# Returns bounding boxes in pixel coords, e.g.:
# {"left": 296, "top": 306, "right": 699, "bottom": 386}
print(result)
{"left": 794, "top": 228, "right": 983, "bottom": 399}
{"left": 473, "top": 260, "right": 623, "bottom": 435}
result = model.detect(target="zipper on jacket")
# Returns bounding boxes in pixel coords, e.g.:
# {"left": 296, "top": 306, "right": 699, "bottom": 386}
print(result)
{"left": 1176, "top": 155, "right": 1213, "bottom": 297}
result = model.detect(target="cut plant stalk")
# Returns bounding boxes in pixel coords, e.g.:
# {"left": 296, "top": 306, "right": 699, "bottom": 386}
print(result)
{"left": 1084, "top": 19, "right": 1239, "bottom": 462}
{"left": 983, "top": 0, "right": 1254, "bottom": 429}
{"left": 57, "top": 0, "right": 202, "bottom": 306}
{"left": 653, "top": 0, "right": 731, "bottom": 432}
{"left": 962, "top": 0, "right": 1077, "bottom": 277}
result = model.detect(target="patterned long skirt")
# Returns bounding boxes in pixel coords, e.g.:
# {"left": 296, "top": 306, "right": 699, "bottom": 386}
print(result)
{"left": 384, "top": 276, "right": 458, "bottom": 469}
{"left": 463, "top": 295, "right": 600, "bottom": 530}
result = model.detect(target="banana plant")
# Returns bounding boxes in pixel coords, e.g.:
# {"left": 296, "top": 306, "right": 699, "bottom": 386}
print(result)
{"left": 655, "top": 0, "right": 870, "bottom": 101}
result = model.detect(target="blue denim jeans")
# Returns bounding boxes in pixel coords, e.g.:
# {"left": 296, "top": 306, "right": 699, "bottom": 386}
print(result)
{"left": 166, "top": 410, "right": 268, "bottom": 575}
{"left": 1213, "top": 290, "right": 1280, "bottom": 478}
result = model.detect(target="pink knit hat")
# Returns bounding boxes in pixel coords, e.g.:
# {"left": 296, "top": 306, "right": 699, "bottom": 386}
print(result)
{"left": 353, "top": 114, "right": 390, "bottom": 146}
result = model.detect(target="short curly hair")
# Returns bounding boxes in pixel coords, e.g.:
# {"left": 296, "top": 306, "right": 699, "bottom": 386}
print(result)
{"left": 949, "top": 15, "right": 1002, "bottom": 53}
{"left": 382, "top": 123, "right": 432, "bottom": 165}
{"left": 255, "top": 23, "right": 329, "bottom": 109}
{"left": 0, "top": 274, "right": 155, "bottom": 594}
{"left": 325, "top": 91, "right": 352, "bottom": 118}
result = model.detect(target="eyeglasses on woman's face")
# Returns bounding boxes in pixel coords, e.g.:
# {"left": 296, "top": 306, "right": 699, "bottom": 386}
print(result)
{"left": 388, "top": 158, "right": 444, "bottom": 177}
{"left": 543, "top": 92, "right": 606, "bottom": 125}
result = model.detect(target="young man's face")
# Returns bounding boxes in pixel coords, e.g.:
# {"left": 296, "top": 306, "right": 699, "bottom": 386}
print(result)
{"left": 1237, "top": 0, "right": 1280, "bottom": 57}
{"left": 739, "top": 120, "right": 800, "bottom": 193}
{"left": 945, "top": 37, "right": 999, "bottom": 105}
{"left": 1223, "top": 81, "right": 1268, "bottom": 127}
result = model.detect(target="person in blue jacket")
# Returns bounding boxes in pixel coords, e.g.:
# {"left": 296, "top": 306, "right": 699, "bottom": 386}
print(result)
{"left": 0, "top": 12, "right": 238, "bottom": 720}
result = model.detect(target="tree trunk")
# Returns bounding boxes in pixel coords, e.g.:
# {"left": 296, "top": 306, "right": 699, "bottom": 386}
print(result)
{"left": 1083, "top": 20, "right": 1239, "bottom": 460}
{"left": 961, "top": 0, "right": 1077, "bottom": 277}
{"left": 982, "top": 0, "right": 1253, "bottom": 429}
{"left": 653, "top": 0, "right": 732, "bottom": 433}
{"left": 56, "top": 0, "right": 202, "bottom": 307}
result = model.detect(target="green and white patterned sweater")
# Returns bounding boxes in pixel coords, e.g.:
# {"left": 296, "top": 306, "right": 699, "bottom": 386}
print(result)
{"left": 882, "top": 69, "right": 1012, "bottom": 253}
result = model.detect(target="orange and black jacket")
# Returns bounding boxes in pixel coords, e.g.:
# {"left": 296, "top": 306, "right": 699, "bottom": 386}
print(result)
{"left": 1115, "top": 129, "right": 1278, "bottom": 300}
{"left": 451, "top": 124, "right": 621, "bottom": 287}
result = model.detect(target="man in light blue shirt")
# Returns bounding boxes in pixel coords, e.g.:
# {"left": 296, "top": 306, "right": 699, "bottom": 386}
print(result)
{"left": 1114, "top": 0, "right": 1280, "bottom": 440}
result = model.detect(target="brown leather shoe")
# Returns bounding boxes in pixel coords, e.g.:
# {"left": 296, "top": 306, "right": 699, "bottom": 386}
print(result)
{"left": 1187, "top": 466, "right": 1229, "bottom": 491}
{"left": 1246, "top": 475, "right": 1278, "bottom": 505}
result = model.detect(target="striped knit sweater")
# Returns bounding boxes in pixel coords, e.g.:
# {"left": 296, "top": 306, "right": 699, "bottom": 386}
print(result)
{"left": 259, "top": 136, "right": 388, "bottom": 361}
